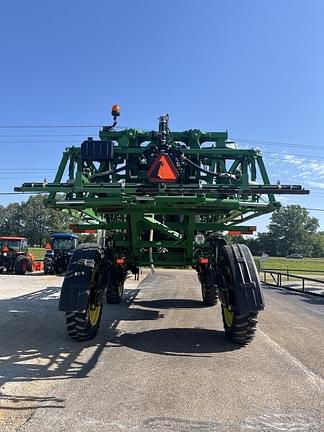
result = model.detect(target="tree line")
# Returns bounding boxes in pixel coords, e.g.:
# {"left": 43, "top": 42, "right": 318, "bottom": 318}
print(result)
{"left": 232, "top": 205, "right": 324, "bottom": 257}
{"left": 0, "top": 195, "right": 75, "bottom": 246}
{"left": 1, "top": 198, "right": 323, "bottom": 256}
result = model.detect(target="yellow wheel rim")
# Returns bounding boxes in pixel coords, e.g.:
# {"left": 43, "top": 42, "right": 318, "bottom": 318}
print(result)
{"left": 88, "top": 261, "right": 102, "bottom": 326}
{"left": 223, "top": 306, "right": 234, "bottom": 327}
{"left": 88, "top": 304, "right": 101, "bottom": 326}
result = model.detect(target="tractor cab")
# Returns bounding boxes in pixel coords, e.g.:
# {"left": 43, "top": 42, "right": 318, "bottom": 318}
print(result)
{"left": 0, "top": 237, "right": 28, "bottom": 254}
{"left": 0, "top": 236, "right": 33, "bottom": 274}
{"left": 52, "top": 235, "right": 78, "bottom": 251}
{"left": 44, "top": 233, "right": 79, "bottom": 275}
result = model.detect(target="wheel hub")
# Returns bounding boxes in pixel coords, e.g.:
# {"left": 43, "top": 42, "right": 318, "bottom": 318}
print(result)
{"left": 88, "top": 305, "right": 101, "bottom": 326}
{"left": 223, "top": 306, "right": 234, "bottom": 327}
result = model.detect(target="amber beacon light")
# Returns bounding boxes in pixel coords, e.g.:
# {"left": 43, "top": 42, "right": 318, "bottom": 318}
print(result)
{"left": 111, "top": 105, "right": 121, "bottom": 117}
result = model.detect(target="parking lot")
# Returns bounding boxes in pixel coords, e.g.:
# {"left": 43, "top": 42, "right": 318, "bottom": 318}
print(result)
{"left": 0, "top": 270, "right": 323, "bottom": 432}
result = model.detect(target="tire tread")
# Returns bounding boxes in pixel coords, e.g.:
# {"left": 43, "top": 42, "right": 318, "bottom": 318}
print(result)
{"left": 202, "top": 285, "right": 218, "bottom": 306}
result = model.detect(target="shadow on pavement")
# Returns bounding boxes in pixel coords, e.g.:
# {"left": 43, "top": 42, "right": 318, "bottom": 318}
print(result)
{"left": 0, "top": 286, "right": 158, "bottom": 384}
{"left": 0, "top": 285, "right": 152, "bottom": 409}
{"left": 0, "top": 276, "right": 239, "bottom": 410}
{"left": 134, "top": 298, "right": 203, "bottom": 309}
{"left": 111, "top": 327, "right": 240, "bottom": 357}
{"left": 263, "top": 284, "right": 324, "bottom": 306}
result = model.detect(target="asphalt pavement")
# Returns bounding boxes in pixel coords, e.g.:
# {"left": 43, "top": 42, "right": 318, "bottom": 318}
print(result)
{"left": 0, "top": 270, "right": 323, "bottom": 432}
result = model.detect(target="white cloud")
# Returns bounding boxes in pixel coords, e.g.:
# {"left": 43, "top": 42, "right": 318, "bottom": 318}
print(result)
{"left": 300, "top": 171, "right": 312, "bottom": 179}
{"left": 302, "top": 161, "right": 324, "bottom": 178}
{"left": 282, "top": 154, "right": 305, "bottom": 166}
{"left": 277, "top": 196, "right": 292, "bottom": 203}
{"left": 278, "top": 155, "right": 324, "bottom": 180}
{"left": 306, "top": 181, "right": 324, "bottom": 190}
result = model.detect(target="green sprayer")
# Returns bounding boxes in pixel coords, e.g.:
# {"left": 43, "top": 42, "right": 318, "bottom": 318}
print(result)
{"left": 16, "top": 106, "right": 309, "bottom": 344}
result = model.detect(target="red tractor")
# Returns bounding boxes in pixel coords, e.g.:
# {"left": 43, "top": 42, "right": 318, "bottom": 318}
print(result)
{"left": 0, "top": 237, "right": 34, "bottom": 275}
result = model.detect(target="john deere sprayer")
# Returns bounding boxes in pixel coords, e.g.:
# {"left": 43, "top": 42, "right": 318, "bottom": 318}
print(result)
{"left": 16, "top": 106, "right": 309, "bottom": 344}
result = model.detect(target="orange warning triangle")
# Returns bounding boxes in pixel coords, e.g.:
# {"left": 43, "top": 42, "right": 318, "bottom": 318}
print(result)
{"left": 147, "top": 154, "right": 179, "bottom": 183}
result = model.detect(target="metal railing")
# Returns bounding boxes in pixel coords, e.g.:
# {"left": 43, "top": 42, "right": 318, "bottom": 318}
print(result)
{"left": 260, "top": 269, "right": 324, "bottom": 297}
{"left": 260, "top": 267, "right": 324, "bottom": 275}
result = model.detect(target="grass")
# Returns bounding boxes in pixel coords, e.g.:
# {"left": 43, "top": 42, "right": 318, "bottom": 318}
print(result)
{"left": 29, "top": 247, "right": 46, "bottom": 260}
{"left": 27, "top": 248, "right": 324, "bottom": 273}
{"left": 256, "top": 256, "right": 324, "bottom": 273}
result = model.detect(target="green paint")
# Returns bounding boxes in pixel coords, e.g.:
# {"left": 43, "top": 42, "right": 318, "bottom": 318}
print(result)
{"left": 15, "top": 116, "right": 308, "bottom": 268}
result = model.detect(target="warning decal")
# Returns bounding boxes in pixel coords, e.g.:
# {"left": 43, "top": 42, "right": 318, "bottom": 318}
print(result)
{"left": 147, "top": 154, "right": 179, "bottom": 183}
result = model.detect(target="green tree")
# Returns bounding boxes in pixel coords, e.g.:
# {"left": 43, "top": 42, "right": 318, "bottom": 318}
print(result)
{"left": 312, "top": 232, "right": 324, "bottom": 258}
{"left": 267, "top": 205, "right": 319, "bottom": 257}
{"left": 244, "top": 232, "right": 276, "bottom": 256}
{"left": 21, "top": 195, "right": 74, "bottom": 245}
{"left": 225, "top": 234, "right": 245, "bottom": 245}
{"left": 0, "top": 203, "right": 24, "bottom": 236}
{"left": 0, "top": 196, "right": 76, "bottom": 246}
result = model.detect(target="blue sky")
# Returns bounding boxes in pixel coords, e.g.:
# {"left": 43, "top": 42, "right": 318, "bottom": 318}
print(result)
{"left": 1, "top": 0, "right": 324, "bottom": 232}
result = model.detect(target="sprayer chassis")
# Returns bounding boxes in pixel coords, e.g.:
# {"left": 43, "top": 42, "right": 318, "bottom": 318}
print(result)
{"left": 16, "top": 114, "right": 308, "bottom": 343}
{"left": 16, "top": 127, "right": 307, "bottom": 268}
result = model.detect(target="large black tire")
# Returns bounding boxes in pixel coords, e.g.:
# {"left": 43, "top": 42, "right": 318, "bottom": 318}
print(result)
{"left": 221, "top": 306, "right": 258, "bottom": 344}
{"left": 64, "top": 244, "right": 104, "bottom": 341}
{"left": 15, "top": 256, "right": 28, "bottom": 275}
{"left": 27, "top": 259, "right": 33, "bottom": 272}
{"left": 54, "top": 264, "right": 64, "bottom": 274}
{"left": 65, "top": 304, "right": 103, "bottom": 341}
{"left": 106, "top": 280, "right": 124, "bottom": 304}
{"left": 219, "top": 244, "right": 262, "bottom": 345}
{"left": 44, "top": 257, "right": 54, "bottom": 275}
{"left": 197, "top": 264, "right": 218, "bottom": 306}
{"left": 201, "top": 284, "right": 218, "bottom": 306}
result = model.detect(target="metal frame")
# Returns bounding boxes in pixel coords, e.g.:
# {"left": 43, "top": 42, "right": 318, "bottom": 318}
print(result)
{"left": 16, "top": 116, "right": 309, "bottom": 268}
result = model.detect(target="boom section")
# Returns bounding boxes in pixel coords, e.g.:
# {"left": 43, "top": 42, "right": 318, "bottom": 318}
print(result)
{"left": 16, "top": 118, "right": 309, "bottom": 267}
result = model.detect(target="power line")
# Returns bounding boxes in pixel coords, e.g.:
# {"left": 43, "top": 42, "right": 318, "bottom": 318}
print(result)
{"left": 0, "top": 138, "right": 322, "bottom": 156}
{"left": 0, "top": 125, "right": 127, "bottom": 129}
{"left": 0, "top": 140, "right": 80, "bottom": 144}
{"left": 0, "top": 170, "right": 55, "bottom": 172}
{"left": 0, "top": 134, "right": 86, "bottom": 137}
{"left": 262, "top": 151, "right": 324, "bottom": 161}
{"left": 0, "top": 127, "right": 321, "bottom": 149}
{"left": 0, "top": 133, "right": 322, "bottom": 156}
{"left": 233, "top": 137, "right": 324, "bottom": 151}
{"left": 0, "top": 143, "right": 323, "bottom": 165}
{"left": 0, "top": 167, "right": 56, "bottom": 171}
{"left": 0, "top": 192, "right": 38, "bottom": 195}
{"left": 0, "top": 125, "right": 102, "bottom": 129}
